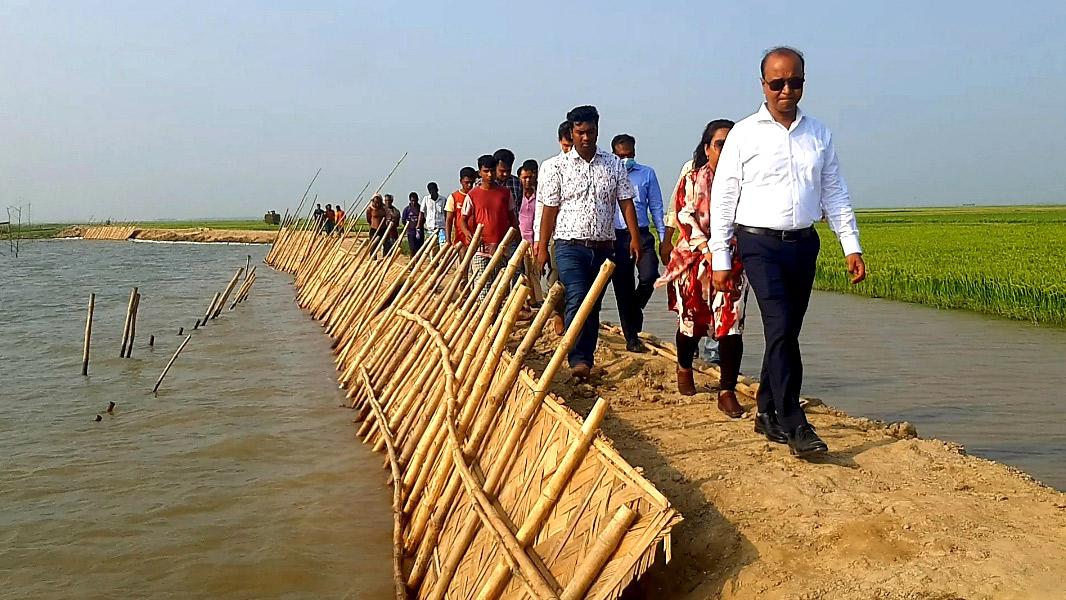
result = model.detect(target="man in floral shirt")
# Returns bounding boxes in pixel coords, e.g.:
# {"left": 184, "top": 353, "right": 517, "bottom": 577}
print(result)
{"left": 536, "top": 105, "right": 642, "bottom": 378}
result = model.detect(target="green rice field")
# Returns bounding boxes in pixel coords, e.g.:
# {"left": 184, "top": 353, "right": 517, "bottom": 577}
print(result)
{"left": 815, "top": 205, "right": 1066, "bottom": 327}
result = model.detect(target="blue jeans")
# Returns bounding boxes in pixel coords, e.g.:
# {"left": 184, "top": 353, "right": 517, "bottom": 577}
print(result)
{"left": 554, "top": 241, "right": 613, "bottom": 368}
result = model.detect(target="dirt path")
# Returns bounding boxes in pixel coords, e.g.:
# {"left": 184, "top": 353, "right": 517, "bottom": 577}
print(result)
{"left": 523, "top": 327, "right": 1066, "bottom": 600}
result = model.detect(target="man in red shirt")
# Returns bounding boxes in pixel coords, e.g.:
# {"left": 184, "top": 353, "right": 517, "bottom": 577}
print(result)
{"left": 446, "top": 166, "right": 477, "bottom": 246}
{"left": 460, "top": 154, "right": 519, "bottom": 302}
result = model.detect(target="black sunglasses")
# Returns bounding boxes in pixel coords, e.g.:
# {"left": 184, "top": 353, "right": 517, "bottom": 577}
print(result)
{"left": 765, "top": 77, "right": 805, "bottom": 92}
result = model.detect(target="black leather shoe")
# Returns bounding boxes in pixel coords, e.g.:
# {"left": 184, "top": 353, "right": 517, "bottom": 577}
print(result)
{"left": 754, "top": 412, "right": 788, "bottom": 444}
{"left": 626, "top": 339, "right": 647, "bottom": 353}
{"left": 787, "top": 424, "right": 828, "bottom": 457}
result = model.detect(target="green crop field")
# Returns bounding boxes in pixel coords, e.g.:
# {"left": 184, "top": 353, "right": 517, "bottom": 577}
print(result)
{"left": 814, "top": 205, "right": 1066, "bottom": 326}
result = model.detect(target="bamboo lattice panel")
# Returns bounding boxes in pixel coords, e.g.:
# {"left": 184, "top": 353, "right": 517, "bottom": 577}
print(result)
{"left": 265, "top": 221, "right": 682, "bottom": 600}
{"left": 82, "top": 225, "right": 138, "bottom": 240}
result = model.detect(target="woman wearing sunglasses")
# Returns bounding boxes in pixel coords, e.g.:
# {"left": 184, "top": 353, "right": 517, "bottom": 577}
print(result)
{"left": 656, "top": 119, "right": 747, "bottom": 419}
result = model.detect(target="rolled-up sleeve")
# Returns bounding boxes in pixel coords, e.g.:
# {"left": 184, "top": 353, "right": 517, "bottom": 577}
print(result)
{"left": 709, "top": 137, "right": 742, "bottom": 270}
{"left": 819, "top": 132, "right": 862, "bottom": 256}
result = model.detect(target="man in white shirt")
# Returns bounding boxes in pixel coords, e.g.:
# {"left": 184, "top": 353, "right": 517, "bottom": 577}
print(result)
{"left": 709, "top": 47, "right": 867, "bottom": 457}
{"left": 537, "top": 106, "right": 641, "bottom": 379}
{"left": 421, "top": 182, "right": 448, "bottom": 248}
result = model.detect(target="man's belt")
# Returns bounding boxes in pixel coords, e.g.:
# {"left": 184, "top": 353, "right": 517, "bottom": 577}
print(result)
{"left": 557, "top": 238, "right": 614, "bottom": 250}
{"left": 737, "top": 225, "right": 815, "bottom": 241}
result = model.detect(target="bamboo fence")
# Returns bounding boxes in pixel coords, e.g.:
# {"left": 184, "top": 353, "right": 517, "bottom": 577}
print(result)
{"left": 81, "top": 224, "right": 139, "bottom": 240}
{"left": 266, "top": 220, "right": 681, "bottom": 600}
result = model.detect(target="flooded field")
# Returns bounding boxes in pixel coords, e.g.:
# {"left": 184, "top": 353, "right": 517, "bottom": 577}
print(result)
{"left": 0, "top": 240, "right": 392, "bottom": 599}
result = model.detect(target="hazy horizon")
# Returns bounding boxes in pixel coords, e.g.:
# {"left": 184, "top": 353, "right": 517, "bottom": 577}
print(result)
{"left": 2, "top": 1, "right": 1064, "bottom": 223}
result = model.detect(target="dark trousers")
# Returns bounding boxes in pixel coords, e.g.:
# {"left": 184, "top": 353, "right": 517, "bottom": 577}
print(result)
{"left": 677, "top": 331, "right": 743, "bottom": 390}
{"left": 736, "top": 228, "right": 820, "bottom": 431}
{"left": 407, "top": 230, "right": 424, "bottom": 256}
{"left": 554, "top": 241, "right": 613, "bottom": 368}
{"left": 611, "top": 227, "right": 659, "bottom": 344}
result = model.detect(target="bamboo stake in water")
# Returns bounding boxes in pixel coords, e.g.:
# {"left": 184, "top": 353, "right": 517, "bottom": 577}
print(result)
{"left": 212, "top": 267, "right": 244, "bottom": 319}
{"left": 202, "top": 292, "right": 221, "bottom": 327}
{"left": 119, "top": 287, "right": 138, "bottom": 357}
{"left": 81, "top": 293, "right": 95, "bottom": 375}
{"left": 124, "top": 292, "right": 140, "bottom": 358}
{"left": 153, "top": 335, "right": 192, "bottom": 395}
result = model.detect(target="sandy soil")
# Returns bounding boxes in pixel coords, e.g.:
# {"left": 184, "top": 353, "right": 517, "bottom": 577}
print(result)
{"left": 521, "top": 326, "right": 1066, "bottom": 600}
{"left": 56, "top": 226, "right": 275, "bottom": 244}
{"left": 131, "top": 228, "right": 275, "bottom": 244}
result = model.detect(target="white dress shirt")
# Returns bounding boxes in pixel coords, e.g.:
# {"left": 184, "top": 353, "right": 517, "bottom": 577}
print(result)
{"left": 539, "top": 146, "right": 636, "bottom": 242}
{"left": 421, "top": 193, "right": 447, "bottom": 231}
{"left": 709, "top": 103, "right": 862, "bottom": 271}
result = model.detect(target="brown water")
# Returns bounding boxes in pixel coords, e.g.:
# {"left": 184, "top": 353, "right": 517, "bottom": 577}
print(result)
{"left": 0, "top": 240, "right": 393, "bottom": 599}
{"left": 603, "top": 286, "right": 1066, "bottom": 490}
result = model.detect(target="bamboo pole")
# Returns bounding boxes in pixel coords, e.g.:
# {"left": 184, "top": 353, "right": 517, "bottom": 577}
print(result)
{"left": 153, "top": 335, "right": 192, "bottom": 395}
{"left": 212, "top": 267, "right": 244, "bottom": 319}
{"left": 358, "top": 368, "right": 410, "bottom": 600}
{"left": 396, "top": 312, "right": 560, "bottom": 600}
{"left": 202, "top": 292, "right": 221, "bottom": 326}
{"left": 422, "top": 261, "right": 616, "bottom": 597}
{"left": 119, "top": 287, "right": 138, "bottom": 357}
{"left": 401, "top": 286, "right": 528, "bottom": 553}
{"left": 230, "top": 266, "right": 256, "bottom": 310}
{"left": 81, "top": 293, "right": 95, "bottom": 375}
{"left": 267, "top": 169, "right": 320, "bottom": 265}
{"left": 559, "top": 505, "right": 637, "bottom": 600}
{"left": 403, "top": 283, "right": 564, "bottom": 561}
{"left": 239, "top": 274, "right": 256, "bottom": 303}
{"left": 124, "top": 292, "right": 141, "bottom": 358}
{"left": 476, "top": 396, "right": 611, "bottom": 600}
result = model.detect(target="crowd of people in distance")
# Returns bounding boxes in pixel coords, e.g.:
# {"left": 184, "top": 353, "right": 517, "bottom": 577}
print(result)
{"left": 318, "top": 46, "right": 867, "bottom": 459}
{"left": 312, "top": 202, "right": 346, "bottom": 236}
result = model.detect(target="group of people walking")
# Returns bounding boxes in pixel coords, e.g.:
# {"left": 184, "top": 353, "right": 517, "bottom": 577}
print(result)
{"left": 312, "top": 203, "right": 346, "bottom": 235}
{"left": 336, "top": 47, "right": 865, "bottom": 458}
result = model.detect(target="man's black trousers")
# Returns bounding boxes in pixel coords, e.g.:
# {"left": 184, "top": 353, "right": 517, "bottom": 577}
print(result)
{"left": 612, "top": 227, "right": 659, "bottom": 344}
{"left": 736, "top": 228, "right": 820, "bottom": 431}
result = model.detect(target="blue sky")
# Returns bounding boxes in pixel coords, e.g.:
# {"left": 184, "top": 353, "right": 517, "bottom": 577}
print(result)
{"left": 1, "top": 1, "right": 1063, "bottom": 222}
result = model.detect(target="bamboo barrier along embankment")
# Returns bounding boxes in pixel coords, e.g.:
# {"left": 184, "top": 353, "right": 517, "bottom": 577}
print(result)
{"left": 81, "top": 224, "right": 139, "bottom": 240}
{"left": 266, "top": 218, "right": 682, "bottom": 600}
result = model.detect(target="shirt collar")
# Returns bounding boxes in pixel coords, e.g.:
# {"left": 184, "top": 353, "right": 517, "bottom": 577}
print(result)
{"left": 565, "top": 145, "right": 610, "bottom": 164}
{"left": 756, "top": 102, "right": 805, "bottom": 130}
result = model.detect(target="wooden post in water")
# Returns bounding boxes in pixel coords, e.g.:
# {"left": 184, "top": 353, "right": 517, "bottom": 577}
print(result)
{"left": 212, "top": 267, "right": 244, "bottom": 319}
{"left": 148, "top": 335, "right": 154, "bottom": 347}
{"left": 202, "top": 292, "right": 221, "bottom": 327}
{"left": 119, "top": 287, "right": 138, "bottom": 357}
{"left": 81, "top": 293, "right": 95, "bottom": 375}
{"left": 153, "top": 335, "right": 192, "bottom": 395}
{"left": 124, "top": 292, "right": 140, "bottom": 358}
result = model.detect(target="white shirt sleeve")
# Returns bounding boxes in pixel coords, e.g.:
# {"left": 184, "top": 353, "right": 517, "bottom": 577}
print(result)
{"left": 539, "top": 159, "right": 562, "bottom": 207}
{"left": 709, "top": 137, "right": 742, "bottom": 271}
{"left": 819, "top": 132, "right": 863, "bottom": 256}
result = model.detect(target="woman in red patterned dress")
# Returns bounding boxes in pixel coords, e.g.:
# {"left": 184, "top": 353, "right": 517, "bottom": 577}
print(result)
{"left": 656, "top": 119, "right": 748, "bottom": 417}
